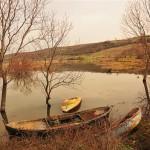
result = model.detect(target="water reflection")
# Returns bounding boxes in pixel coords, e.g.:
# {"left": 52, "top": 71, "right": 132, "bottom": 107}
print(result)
{"left": 12, "top": 71, "right": 38, "bottom": 95}
{"left": 1, "top": 111, "right": 8, "bottom": 124}
{"left": 0, "top": 72, "right": 144, "bottom": 135}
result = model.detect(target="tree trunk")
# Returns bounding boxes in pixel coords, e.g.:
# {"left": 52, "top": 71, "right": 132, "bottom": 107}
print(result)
{"left": 143, "top": 78, "right": 150, "bottom": 105}
{"left": 1, "top": 111, "right": 8, "bottom": 124}
{"left": 47, "top": 103, "right": 51, "bottom": 117}
{"left": 46, "top": 96, "right": 49, "bottom": 105}
{"left": 0, "top": 76, "right": 7, "bottom": 113}
{"left": 46, "top": 97, "right": 51, "bottom": 117}
{"left": 143, "top": 55, "right": 150, "bottom": 105}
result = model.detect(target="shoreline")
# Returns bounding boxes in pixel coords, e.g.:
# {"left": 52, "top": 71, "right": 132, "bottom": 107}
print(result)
{"left": 1, "top": 118, "right": 149, "bottom": 149}
{"left": 31, "top": 59, "right": 145, "bottom": 74}
{"left": 61, "top": 63, "right": 144, "bottom": 74}
{"left": 124, "top": 118, "right": 150, "bottom": 149}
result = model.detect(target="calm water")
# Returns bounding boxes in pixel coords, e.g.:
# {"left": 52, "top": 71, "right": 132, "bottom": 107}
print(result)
{"left": 0, "top": 72, "right": 144, "bottom": 136}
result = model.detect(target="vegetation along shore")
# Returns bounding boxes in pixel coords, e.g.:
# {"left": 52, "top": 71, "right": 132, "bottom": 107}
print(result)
{"left": 6, "top": 37, "right": 148, "bottom": 74}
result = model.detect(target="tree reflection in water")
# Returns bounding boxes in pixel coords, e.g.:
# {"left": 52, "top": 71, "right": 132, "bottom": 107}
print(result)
{"left": 0, "top": 69, "right": 37, "bottom": 126}
{"left": 1, "top": 111, "right": 8, "bottom": 125}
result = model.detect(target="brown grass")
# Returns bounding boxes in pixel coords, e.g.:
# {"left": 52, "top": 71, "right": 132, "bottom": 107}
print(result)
{"left": 0, "top": 124, "right": 122, "bottom": 150}
{"left": 4, "top": 42, "right": 146, "bottom": 74}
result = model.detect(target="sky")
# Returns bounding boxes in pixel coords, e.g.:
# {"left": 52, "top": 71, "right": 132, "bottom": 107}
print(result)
{"left": 49, "top": 0, "right": 128, "bottom": 45}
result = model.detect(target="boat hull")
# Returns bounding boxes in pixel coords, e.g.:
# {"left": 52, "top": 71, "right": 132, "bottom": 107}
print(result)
{"left": 112, "top": 107, "right": 142, "bottom": 136}
{"left": 6, "top": 106, "right": 111, "bottom": 137}
{"left": 61, "top": 97, "right": 82, "bottom": 113}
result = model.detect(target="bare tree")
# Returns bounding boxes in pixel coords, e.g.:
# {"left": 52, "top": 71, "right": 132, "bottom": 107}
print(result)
{"left": 123, "top": 0, "right": 150, "bottom": 110}
{"left": 36, "top": 13, "right": 82, "bottom": 116}
{"left": 0, "top": 0, "right": 45, "bottom": 117}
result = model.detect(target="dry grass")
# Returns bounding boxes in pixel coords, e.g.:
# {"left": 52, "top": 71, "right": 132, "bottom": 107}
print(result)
{"left": 29, "top": 43, "right": 145, "bottom": 74}
{"left": 4, "top": 42, "right": 145, "bottom": 74}
{"left": 30, "top": 57, "right": 143, "bottom": 74}
{"left": 0, "top": 124, "right": 122, "bottom": 150}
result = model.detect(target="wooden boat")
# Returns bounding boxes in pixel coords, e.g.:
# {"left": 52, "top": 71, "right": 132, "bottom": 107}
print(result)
{"left": 5, "top": 106, "right": 111, "bottom": 136}
{"left": 61, "top": 97, "right": 82, "bottom": 113}
{"left": 112, "top": 107, "right": 142, "bottom": 136}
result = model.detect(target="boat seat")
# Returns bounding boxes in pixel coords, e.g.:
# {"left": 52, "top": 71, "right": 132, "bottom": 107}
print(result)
{"left": 59, "top": 114, "right": 82, "bottom": 124}
{"left": 81, "top": 112, "right": 95, "bottom": 121}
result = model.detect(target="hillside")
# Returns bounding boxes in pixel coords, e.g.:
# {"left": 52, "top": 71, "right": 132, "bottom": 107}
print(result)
{"left": 34, "top": 36, "right": 149, "bottom": 57}
{"left": 6, "top": 37, "right": 147, "bottom": 60}
{"left": 6, "top": 37, "right": 149, "bottom": 73}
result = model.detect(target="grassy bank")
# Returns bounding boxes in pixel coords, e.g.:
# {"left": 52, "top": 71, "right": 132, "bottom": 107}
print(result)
{"left": 28, "top": 43, "right": 145, "bottom": 74}
{"left": 0, "top": 126, "right": 122, "bottom": 150}
{"left": 7, "top": 39, "right": 147, "bottom": 74}
{"left": 124, "top": 118, "right": 150, "bottom": 150}
{"left": 31, "top": 57, "right": 144, "bottom": 74}
{"left": 0, "top": 118, "right": 149, "bottom": 150}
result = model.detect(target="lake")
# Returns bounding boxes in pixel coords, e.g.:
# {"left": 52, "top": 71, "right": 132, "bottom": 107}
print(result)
{"left": 0, "top": 72, "right": 144, "bottom": 136}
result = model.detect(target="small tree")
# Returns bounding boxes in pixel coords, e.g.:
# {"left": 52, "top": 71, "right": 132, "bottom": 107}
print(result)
{"left": 0, "top": 0, "right": 45, "bottom": 116}
{"left": 123, "top": 0, "right": 150, "bottom": 111}
{"left": 36, "top": 13, "right": 82, "bottom": 116}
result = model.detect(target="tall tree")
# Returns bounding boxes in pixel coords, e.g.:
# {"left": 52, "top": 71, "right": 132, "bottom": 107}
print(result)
{"left": 36, "top": 13, "right": 81, "bottom": 116}
{"left": 123, "top": 0, "right": 150, "bottom": 109}
{"left": 0, "top": 0, "right": 45, "bottom": 116}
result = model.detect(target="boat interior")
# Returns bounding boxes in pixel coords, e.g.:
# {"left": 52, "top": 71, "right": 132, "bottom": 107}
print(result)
{"left": 45, "top": 114, "right": 83, "bottom": 127}
{"left": 45, "top": 109, "right": 106, "bottom": 127}
{"left": 7, "top": 108, "right": 107, "bottom": 130}
{"left": 120, "top": 108, "right": 139, "bottom": 123}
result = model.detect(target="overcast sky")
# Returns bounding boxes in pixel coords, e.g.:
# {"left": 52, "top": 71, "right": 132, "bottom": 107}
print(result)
{"left": 49, "top": 0, "right": 128, "bottom": 45}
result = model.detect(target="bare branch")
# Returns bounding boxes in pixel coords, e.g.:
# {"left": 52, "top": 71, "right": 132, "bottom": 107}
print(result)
{"left": 122, "top": 0, "right": 150, "bottom": 106}
{"left": 36, "top": 12, "right": 81, "bottom": 111}
{"left": 0, "top": 0, "right": 47, "bottom": 112}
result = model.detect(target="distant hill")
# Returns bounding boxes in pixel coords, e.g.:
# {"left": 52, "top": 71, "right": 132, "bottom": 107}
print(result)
{"left": 6, "top": 36, "right": 150, "bottom": 61}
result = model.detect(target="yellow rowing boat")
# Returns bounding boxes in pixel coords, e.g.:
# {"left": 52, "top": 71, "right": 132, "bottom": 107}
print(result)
{"left": 61, "top": 97, "right": 82, "bottom": 113}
